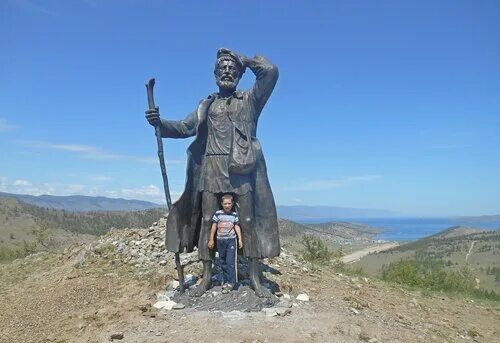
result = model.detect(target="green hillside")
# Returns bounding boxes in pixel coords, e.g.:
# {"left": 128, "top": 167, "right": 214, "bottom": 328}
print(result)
{"left": 0, "top": 197, "right": 166, "bottom": 262}
{"left": 354, "top": 227, "right": 500, "bottom": 292}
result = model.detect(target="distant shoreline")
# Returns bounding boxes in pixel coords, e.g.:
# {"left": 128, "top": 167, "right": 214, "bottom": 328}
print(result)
{"left": 295, "top": 217, "right": 500, "bottom": 242}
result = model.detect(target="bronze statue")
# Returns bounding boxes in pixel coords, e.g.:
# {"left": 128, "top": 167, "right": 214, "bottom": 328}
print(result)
{"left": 146, "top": 48, "right": 280, "bottom": 297}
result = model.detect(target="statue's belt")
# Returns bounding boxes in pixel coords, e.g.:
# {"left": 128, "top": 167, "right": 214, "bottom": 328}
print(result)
{"left": 205, "top": 153, "right": 230, "bottom": 156}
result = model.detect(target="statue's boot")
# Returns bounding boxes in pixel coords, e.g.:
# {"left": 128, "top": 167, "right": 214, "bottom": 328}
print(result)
{"left": 191, "top": 260, "right": 212, "bottom": 297}
{"left": 249, "top": 258, "right": 270, "bottom": 298}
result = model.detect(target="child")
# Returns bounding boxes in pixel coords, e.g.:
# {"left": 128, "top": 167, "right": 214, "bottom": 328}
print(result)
{"left": 208, "top": 194, "right": 243, "bottom": 293}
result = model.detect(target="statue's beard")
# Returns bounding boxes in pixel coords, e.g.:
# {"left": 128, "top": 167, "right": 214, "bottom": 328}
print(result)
{"left": 217, "top": 76, "right": 239, "bottom": 92}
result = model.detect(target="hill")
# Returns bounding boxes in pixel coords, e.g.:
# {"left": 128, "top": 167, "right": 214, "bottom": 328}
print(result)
{"left": 354, "top": 226, "right": 500, "bottom": 291}
{"left": 429, "top": 226, "right": 488, "bottom": 239}
{"left": 0, "top": 191, "right": 163, "bottom": 212}
{"left": 308, "top": 221, "right": 381, "bottom": 240}
{"left": 278, "top": 218, "right": 385, "bottom": 256}
{"left": 0, "top": 196, "right": 166, "bottom": 261}
{"left": 0, "top": 221, "right": 498, "bottom": 342}
{"left": 277, "top": 205, "right": 398, "bottom": 220}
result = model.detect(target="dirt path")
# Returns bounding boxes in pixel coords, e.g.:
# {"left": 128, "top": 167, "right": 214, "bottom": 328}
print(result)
{"left": 342, "top": 242, "right": 399, "bottom": 264}
{"left": 465, "top": 241, "right": 475, "bottom": 263}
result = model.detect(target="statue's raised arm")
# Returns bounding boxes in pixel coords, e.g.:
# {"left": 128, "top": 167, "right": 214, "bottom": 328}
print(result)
{"left": 242, "top": 55, "right": 279, "bottom": 117}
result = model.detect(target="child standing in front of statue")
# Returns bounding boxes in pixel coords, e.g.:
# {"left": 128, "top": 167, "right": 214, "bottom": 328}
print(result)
{"left": 208, "top": 193, "right": 243, "bottom": 293}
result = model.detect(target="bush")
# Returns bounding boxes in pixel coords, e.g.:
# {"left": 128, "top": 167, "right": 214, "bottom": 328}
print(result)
{"left": 301, "top": 235, "right": 334, "bottom": 266}
{"left": 382, "top": 260, "right": 422, "bottom": 287}
{"left": 381, "top": 259, "right": 499, "bottom": 301}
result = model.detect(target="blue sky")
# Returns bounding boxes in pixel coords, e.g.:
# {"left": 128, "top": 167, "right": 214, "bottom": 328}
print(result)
{"left": 0, "top": 0, "right": 499, "bottom": 216}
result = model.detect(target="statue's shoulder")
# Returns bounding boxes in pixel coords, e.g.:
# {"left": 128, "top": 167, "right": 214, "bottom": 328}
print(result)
{"left": 197, "top": 93, "right": 218, "bottom": 104}
{"left": 206, "top": 93, "right": 218, "bottom": 100}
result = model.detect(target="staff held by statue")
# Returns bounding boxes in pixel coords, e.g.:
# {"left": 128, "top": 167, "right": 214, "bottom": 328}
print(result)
{"left": 145, "top": 78, "right": 185, "bottom": 293}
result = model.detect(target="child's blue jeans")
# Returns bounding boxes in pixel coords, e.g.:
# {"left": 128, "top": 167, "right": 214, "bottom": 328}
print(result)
{"left": 217, "top": 237, "right": 238, "bottom": 285}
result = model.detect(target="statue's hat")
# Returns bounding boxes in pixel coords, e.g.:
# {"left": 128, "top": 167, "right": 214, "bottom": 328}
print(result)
{"left": 216, "top": 48, "right": 245, "bottom": 73}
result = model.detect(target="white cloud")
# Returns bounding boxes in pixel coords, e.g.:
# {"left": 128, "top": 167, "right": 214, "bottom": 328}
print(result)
{"left": 17, "top": 140, "right": 186, "bottom": 166}
{"left": 284, "top": 175, "right": 381, "bottom": 191}
{"left": 13, "top": 180, "right": 32, "bottom": 186}
{"left": 0, "top": 118, "right": 19, "bottom": 132}
{"left": 0, "top": 176, "right": 179, "bottom": 204}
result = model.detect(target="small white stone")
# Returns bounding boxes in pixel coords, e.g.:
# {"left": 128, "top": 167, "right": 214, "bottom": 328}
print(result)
{"left": 296, "top": 293, "right": 309, "bottom": 302}
{"left": 153, "top": 300, "right": 177, "bottom": 310}
{"left": 349, "top": 307, "right": 360, "bottom": 315}
{"left": 283, "top": 293, "right": 291, "bottom": 299}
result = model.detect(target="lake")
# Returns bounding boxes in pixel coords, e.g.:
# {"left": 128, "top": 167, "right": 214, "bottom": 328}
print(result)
{"left": 299, "top": 217, "right": 500, "bottom": 241}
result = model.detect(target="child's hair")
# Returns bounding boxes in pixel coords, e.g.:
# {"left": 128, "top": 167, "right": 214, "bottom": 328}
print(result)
{"left": 221, "top": 193, "right": 234, "bottom": 202}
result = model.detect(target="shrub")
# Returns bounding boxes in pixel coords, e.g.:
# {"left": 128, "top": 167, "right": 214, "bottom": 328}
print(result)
{"left": 301, "top": 235, "right": 334, "bottom": 266}
{"left": 381, "top": 259, "right": 499, "bottom": 301}
{"left": 382, "top": 260, "right": 421, "bottom": 287}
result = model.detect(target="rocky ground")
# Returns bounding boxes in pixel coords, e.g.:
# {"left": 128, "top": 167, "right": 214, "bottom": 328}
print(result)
{"left": 0, "top": 219, "right": 499, "bottom": 343}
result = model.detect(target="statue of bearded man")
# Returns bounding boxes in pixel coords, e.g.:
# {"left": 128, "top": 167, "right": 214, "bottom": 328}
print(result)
{"left": 146, "top": 48, "right": 280, "bottom": 297}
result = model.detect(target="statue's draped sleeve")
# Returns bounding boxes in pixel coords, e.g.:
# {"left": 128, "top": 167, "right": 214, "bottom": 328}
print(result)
{"left": 246, "top": 55, "right": 279, "bottom": 121}
{"left": 159, "top": 110, "right": 198, "bottom": 138}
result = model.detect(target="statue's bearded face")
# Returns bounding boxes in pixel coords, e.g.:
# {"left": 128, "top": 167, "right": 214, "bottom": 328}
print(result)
{"left": 215, "top": 59, "right": 241, "bottom": 92}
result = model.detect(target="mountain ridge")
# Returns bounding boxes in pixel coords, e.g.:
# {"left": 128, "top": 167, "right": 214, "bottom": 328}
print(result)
{"left": 0, "top": 192, "right": 163, "bottom": 212}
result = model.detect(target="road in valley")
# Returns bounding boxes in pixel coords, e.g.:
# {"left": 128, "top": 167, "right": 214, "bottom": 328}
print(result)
{"left": 342, "top": 242, "right": 400, "bottom": 264}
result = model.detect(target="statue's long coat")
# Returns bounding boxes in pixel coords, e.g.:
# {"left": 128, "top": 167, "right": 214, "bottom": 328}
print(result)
{"left": 161, "top": 56, "right": 280, "bottom": 259}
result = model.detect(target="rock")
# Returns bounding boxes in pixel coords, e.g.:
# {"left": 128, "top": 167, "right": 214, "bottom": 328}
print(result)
{"left": 110, "top": 332, "right": 124, "bottom": 340}
{"left": 138, "top": 303, "right": 151, "bottom": 312}
{"left": 262, "top": 308, "right": 278, "bottom": 317}
{"left": 277, "top": 299, "right": 292, "bottom": 308}
{"left": 296, "top": 293, "right": 309, "bottom": 302}
{"left": 159, "top": 260, "right": 167, "bottom": 266}
{"left": 172, "top": 303, "right": 185, "bottom": 310}
{"left": 153, "top": 300, "right": 177, "bottom": 310}
{"left": 368, "top": 338, "right": 378, "bottom": 343}
{"left": 349, "top": 307, "right": 360, "bottom": 315}
{"left": 275, "top": 307, "right": 291, "bottom": 316}
{"left": 171, "top": 280, "right": 180, "bottom": 289}
{"left": 72, "top": 250, "right": 86, "bottom": 268}
{"left": 283, "top": 293, "right": 291, "bottom": 300}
